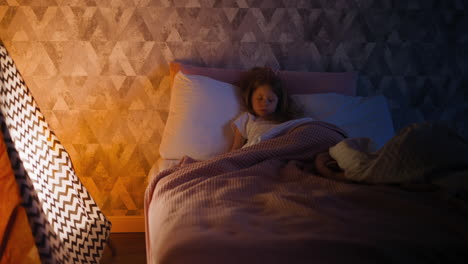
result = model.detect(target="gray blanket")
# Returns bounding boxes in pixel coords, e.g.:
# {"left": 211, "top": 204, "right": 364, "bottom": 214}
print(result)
{"left": 330, "top": 123, "right": 468, "bottom": 197}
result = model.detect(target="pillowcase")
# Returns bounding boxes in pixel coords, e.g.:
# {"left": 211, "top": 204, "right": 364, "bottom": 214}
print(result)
{"left": 159, "top": 72, "right": 242, "bottom": 160}
{"left": 292, "top": 93, "right": 394, "bottom": 149}
{"left": 170, "top": 62, "right": 357, "bottom": 96}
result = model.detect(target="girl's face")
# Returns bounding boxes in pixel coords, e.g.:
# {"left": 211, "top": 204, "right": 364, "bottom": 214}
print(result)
{"left": 251, "top": 85, "right": 278, "bottom": 118}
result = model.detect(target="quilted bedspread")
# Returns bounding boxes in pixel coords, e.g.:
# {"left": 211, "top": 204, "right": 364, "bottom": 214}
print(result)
{"left": 145, "top": 121, "right": 468, "bottom": 264}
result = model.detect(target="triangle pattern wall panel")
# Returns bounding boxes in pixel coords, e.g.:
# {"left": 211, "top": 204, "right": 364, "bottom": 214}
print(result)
{"left": 0, "top": 0, "right": 466, "bottom": 216}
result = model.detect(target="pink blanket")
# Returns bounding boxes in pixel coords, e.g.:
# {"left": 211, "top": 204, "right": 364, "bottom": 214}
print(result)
{"left": 145, "top": 121, "right": 468, "bottom": 264}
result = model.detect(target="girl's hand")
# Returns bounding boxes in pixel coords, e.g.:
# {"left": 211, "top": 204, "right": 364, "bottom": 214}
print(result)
{"left": 231, "top": 127, "right": 246, "bottom": 151}
{"left": 314, "top": 152, "right": 346, "bottom": 181}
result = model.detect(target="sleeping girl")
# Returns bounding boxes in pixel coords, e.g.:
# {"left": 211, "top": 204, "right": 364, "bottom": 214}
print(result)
{"left": 231, "top": 67, "right": 313, "bottom": 150}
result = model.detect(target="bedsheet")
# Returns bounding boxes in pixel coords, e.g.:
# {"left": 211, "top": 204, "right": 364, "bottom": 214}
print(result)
{"left": 145, "top": 121, "right": 468, "bottom": 264}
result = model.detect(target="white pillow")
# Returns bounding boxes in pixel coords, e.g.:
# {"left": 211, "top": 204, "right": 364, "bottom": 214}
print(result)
{"left": 292, "top": 93, "right": 394, "bottom": 149}
{"left": 159, "top": 72, "right": 242, "bottom": 160}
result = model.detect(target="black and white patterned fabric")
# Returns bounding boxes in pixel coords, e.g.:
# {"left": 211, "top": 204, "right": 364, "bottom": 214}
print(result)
{"left": 0, "top": 44, "right": 111, "bottom": 263}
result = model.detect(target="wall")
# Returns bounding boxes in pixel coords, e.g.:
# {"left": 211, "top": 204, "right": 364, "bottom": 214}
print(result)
{"left": 1, "top": 0, "right": 466, "bottom": 217}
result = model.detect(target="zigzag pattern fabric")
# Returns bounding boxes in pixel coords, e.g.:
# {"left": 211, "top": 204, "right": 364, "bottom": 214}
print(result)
{"left": 0, "top": 44, "right": 111, "bottom": 263}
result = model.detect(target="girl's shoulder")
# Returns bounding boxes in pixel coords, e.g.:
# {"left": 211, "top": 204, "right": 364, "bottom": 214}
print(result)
{"left": 234, "top": 111, "right": 254, "bottom": 125}
{"left": 237, "top": 111, "right": 256, "bottom": 120}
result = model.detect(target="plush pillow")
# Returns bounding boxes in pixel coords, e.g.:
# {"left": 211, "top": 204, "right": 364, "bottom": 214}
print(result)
{"left": 159, "top": 72, "right": 242, "bottom": 160}
{"left": 292, "top": 93, "right": 394, "bottom": 149}
{"left": 170, "top": 62, "right": 357, "bottom": 96}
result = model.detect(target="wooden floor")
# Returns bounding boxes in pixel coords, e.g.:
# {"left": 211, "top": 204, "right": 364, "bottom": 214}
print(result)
{"left": 100, "top": 232, "right": 146, "bottom": 264}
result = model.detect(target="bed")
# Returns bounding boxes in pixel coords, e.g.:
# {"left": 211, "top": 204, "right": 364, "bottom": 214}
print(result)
{"left": 144, "top": 63, "right": 468, "bottom": 264}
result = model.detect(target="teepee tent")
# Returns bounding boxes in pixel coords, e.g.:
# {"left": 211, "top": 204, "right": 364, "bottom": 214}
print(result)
{"left": 0, "top": 43, "right": 110, "bottom": 263}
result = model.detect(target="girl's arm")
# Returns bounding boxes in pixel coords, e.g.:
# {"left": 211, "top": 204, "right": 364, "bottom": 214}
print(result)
{"left": 231, "top": 127, "right": 246, "bottom": 151}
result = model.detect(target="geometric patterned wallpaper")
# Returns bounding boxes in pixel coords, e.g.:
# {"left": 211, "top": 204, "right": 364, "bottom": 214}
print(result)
{"left": 1, "top": 0, "right": 467, "bottom": 216}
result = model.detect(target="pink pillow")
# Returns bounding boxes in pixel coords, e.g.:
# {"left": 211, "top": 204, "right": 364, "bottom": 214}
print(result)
{"left": 170, "top": 62, "right": 357, "bottom": 96}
